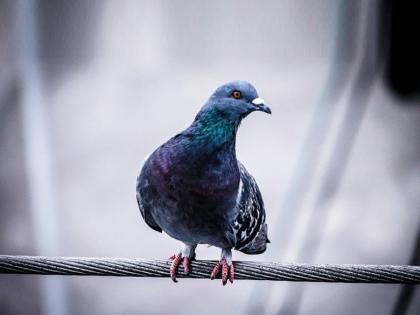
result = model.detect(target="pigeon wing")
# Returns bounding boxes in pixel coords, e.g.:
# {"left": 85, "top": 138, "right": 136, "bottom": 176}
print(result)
{"left": 233, "top": 162, "right": 267, "bottom": 253}
{"left": 136, "top": 156, "right": 162, "bottom": 233}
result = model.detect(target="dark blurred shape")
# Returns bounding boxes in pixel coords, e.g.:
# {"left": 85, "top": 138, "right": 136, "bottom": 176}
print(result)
{"left": 38, "top": 0, "right": 102, "bottom": 85}
{"left": 385, "top": 0, "right": 420, "bottom": 100}
{"left": 39, "top": 0, "right": 99, "bottom": 58}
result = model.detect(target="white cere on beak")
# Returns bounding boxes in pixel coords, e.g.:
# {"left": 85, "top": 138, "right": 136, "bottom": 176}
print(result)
{"left": 252, "top": 98, "right": 264, "bottom": 105}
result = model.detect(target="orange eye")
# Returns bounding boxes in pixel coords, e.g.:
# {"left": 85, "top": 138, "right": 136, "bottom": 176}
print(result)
{"left": 232, "top": 90, "right": 242, "bottom": 99}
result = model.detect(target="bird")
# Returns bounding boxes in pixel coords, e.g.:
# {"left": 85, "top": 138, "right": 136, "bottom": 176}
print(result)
{"left": 136, "top": 81, "right": 271, "bottom": 285}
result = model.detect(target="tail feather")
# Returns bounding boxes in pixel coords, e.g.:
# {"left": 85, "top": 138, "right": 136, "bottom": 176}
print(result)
{"left": 239, "top": 223, "right": 269, "bottom": 255}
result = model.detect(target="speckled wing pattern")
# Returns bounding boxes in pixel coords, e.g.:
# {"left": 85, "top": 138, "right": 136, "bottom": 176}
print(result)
{"left": 233, "top": 162, "right": 267, "bottom": 254}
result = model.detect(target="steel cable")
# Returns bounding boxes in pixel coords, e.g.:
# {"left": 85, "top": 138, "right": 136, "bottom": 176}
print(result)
{"left": 0, "top": 256, "right": 419, "bottom": 283}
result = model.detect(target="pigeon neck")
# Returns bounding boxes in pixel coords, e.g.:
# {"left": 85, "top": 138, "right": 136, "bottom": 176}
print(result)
{"left": 189, "top": 110, "right": 239, "bottom": 149}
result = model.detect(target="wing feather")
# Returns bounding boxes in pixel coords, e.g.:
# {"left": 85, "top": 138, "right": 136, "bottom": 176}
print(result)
{"left": 233, "top": 162, "right": 267, "bottom": 252}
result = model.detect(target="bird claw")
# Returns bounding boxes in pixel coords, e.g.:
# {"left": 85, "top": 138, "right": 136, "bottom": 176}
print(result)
{"left": 182, "top": 256, "right": 191, "bottom": 274}
{"left": 210, "top": 258, "right": 235, "bottom": 285}
{"left": 169, "top": 253, "right": 193, "bottom": 282}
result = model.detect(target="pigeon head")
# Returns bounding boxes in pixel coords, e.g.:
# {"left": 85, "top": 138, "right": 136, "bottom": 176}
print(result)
{"left": 188, "top": 81, "right": 271, "bottom": 146}
{"left": 193, "top": 81, "right": 270, "bottom": 126}
{"left": 203, "top": 81, "right": 271, "bottom": 121}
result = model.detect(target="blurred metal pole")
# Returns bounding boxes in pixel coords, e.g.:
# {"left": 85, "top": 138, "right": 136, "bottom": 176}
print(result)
{"left": 270, "top": 0, "right": 361, "bottom": 257}
{"left": 276, "top": 0, "right": 383, "bottom": 314}
{"left": 242, "top": 1, "right": 361, "bottom": 314}
{"left": 16, "top": 1, "right": 67, "bottom": 315}
{"left": 391, "top": 222, "right": 420, "bottom": 315}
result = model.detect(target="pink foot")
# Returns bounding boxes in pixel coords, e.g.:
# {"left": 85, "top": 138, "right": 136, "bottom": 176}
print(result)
{"left": 210, "top": 258, "right": 235, "bottom": 285}
{"left": 169, "top": 253, "right": 192, "bottom": 282}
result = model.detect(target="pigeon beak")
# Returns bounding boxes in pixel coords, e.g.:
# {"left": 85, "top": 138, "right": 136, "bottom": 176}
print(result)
{"left": 251, "top": 98, "right": 272, "bottom": 114}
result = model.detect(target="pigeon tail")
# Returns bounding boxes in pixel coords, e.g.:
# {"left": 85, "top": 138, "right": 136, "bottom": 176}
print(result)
{"left": 238, "top": 223, "right": 269, "bottom": 255}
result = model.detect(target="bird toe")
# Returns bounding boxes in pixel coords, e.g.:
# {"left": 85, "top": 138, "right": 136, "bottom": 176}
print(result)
{"left": 210, "top": 259, "right": 235, "bottom": 285}
{"left": 169, "top": 253, "right": 182, "bottom": 282}
{"left": 182, "top": 256, "right": 191, "bottom": 274}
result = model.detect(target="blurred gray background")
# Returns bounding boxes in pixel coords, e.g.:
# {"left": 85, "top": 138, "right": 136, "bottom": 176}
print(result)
{"left": 1, "top": 0, "right": 419, "bottom": 314}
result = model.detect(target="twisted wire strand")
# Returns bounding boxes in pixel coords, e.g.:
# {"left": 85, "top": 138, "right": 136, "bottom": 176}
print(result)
{"left": 1, "top": 255, "right": 419, "bottom": 283}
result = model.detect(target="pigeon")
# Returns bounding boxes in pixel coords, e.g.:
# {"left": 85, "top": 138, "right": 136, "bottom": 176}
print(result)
{"left": 136, "top": 81, "right": 271, "bottom": 285}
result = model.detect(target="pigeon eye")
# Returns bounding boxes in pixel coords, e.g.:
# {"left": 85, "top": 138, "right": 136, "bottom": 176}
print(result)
{"left": 232, "top": 90, "right": 242, "bottom": 99}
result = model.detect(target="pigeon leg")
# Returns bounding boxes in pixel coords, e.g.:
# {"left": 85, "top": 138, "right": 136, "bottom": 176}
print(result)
{"left": 210, "top": 248, "right": 235, "bottom": 285}
{"left": 169, "top": 244, "right": 197, "bottom": 282}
